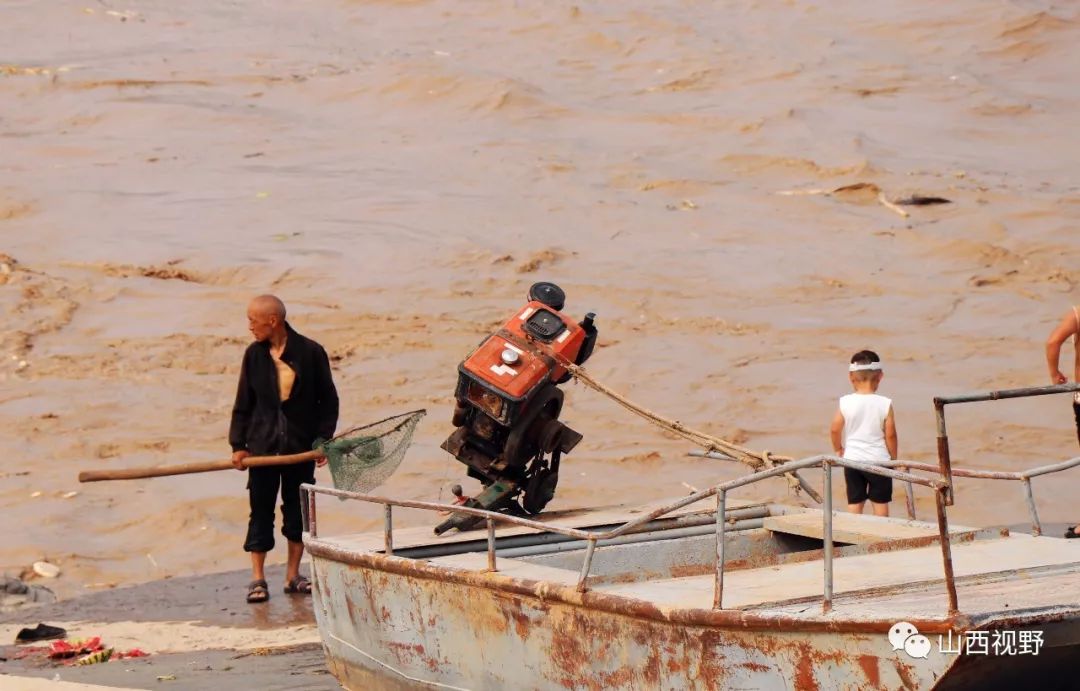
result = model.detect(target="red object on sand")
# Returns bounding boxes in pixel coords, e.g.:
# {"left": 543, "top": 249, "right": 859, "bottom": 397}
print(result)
{"left": 116, "top": 648, "right": 149, "bottom": 659}
{"left": 49, "top": 637, "right": 103, "bottom": 660}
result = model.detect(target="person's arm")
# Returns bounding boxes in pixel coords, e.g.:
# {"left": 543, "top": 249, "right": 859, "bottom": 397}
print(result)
{"left": 229, "top": 350, "right": 254, "bottom": 469}
{"left": 829, "top": 408, "right": 845, "bottom": 457}
{"left": 884, "top": 406, "right": 898, "bottom": 460}
{"left": 1046, "top": 310, "right": 1077, "bottom": 384}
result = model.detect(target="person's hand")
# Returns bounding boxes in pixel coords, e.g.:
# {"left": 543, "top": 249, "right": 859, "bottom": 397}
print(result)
{"left": 232, "top": 450, "right": 250, "bottom": 470}
{"left": 1050, "top": 370, "right": 1068, "bottom": 385}
{"left": 315, "top": 453, "right": 328, "bottom": 468}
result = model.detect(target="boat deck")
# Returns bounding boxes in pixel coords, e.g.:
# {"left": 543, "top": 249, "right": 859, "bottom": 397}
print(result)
{"left": 313, "top": 500, "right": 1080, "bottom": 624}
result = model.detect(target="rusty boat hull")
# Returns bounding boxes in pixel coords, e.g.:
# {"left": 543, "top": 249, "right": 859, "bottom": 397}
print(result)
{"left": 304, "top": 496, "right": 1080, "bottom": 690}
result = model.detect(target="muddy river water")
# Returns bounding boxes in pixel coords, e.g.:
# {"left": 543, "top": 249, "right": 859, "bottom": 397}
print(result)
{"left": 1, "top": 0, "right": 1078, "bottom": 597}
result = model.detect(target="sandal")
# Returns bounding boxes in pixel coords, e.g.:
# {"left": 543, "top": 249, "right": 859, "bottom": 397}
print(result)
{"left": 1066, "top": 526, "right": 1079, "bottom": 539}
{"left": 284, "top": 575, "right": 312, "bottom": 595}
{"left": 246, "top": 579, "right": 269, "bottom": 604}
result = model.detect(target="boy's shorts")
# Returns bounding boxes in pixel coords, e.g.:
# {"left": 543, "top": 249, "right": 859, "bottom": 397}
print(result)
{"left": 844, "top": 467, "right": 893, "bottom": 504}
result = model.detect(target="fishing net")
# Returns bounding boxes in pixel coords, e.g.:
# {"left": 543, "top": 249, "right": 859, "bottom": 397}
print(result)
{"left": 319, "top": 409, "right": 426, "bottom": 493}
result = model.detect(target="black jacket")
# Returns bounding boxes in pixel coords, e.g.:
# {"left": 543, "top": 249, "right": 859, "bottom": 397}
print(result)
{"left": 229, "top": 323, "right": 339, "bottom": 456}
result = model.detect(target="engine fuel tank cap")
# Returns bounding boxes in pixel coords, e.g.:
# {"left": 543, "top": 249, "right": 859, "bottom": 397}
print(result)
{"left": 500, "top": 348, "right": 520, "bottom": 365}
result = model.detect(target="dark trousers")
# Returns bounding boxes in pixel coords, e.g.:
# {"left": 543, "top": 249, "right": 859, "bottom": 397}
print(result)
{"left": 244, "top": 461, "right": 315, "bottom": 553}
{"left": 1074, "top": 401, "right": 1080, "bottom": 448}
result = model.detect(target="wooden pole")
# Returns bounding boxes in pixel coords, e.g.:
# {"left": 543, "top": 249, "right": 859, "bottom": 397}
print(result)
{"left": 78, "top": 450, "right": 323, "bottom": 482}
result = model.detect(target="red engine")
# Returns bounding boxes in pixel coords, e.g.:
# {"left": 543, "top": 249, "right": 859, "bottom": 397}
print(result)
{"left": 436, "top": 283, "right": 597, "bottom": 534}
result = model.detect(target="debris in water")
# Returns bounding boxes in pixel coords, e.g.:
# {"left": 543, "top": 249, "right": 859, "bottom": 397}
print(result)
{"left": 894, "top": 195, "right": 952, "bottom": 206}
{"left": 33, "top": 561, "right": 60, "bottom": 579}
{"left": 775, "top": 182, "right": 952, "bottom": 218}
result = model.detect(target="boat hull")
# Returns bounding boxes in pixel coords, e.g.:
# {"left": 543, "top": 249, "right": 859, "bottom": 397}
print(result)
{"left": 309, "top": 548, "right": 947, "bottom": 690}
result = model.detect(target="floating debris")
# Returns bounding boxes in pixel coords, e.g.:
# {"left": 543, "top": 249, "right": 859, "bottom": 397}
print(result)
{"left": 777, "top": 182, "right": 952, "bottom": 218}
{"left": 894, "top": 195, "right": 952, "bottom": 206}
{"left": 32, "top": 561, "right": 60, "bottom": 579}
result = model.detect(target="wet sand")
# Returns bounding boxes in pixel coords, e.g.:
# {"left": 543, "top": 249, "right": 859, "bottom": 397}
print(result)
{"left": 1, "top": 565, "right": 335, "bottom": 690}
{"left": 1, "top": 0, "right": 1079, "bottom": 611}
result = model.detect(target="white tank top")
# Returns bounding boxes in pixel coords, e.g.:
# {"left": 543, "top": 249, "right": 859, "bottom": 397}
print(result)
{"left": 839, "top": 393, "right": 892, "bottom": 463}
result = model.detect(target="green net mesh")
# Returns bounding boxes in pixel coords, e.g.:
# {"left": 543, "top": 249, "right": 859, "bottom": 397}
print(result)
{"left": 320, "top": 409, "right": 426, "bottom": 493}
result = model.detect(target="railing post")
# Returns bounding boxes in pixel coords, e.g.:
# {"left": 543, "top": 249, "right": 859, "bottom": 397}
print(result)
{"left": 577, "top": 537, "right": 597, "bottom": 593}
{"left": 486, "top": 518, "right": 497, "bottom": 572}
{"left": 384, "top": 505, "right": 393, "bottom": 556}
{"left": 934, "top": 399, "right": 956, "bottom": 505}
{"left": 823, "top": 460, "right": 834, "bottom": 614}
{"left": 714, "top": 490, "right": 726, "bottom": 610}
{"left": 935, "top": 488, "right": 959, "bottom": 615}
{"left": 901, "top": 466, "right": 916, "bottom": 520}
{"left": 1022, "top": 478, "right": 1042, "bottom": 536}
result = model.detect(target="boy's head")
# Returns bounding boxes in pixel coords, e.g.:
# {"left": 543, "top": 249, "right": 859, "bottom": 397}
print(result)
{"left": 849, "top": 350, "right": 883, "bottom": 386}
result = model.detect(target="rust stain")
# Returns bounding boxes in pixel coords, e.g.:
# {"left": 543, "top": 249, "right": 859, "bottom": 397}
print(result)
{"left": 495, "top": 594, "right": 539, "bottom": 640}
{"left": 793, "top": 649, "right": 820, "bottom": 691}
{"left": 642, "top": 645, "right": 661, "bottom": 686}
{"left": 669, "top": 563, "right": 712, "bottom": 578}
{"left": 739, "top": 661, "right": 770, "bottom": 673}
{"left": 894, "top": 659, "right": 918, "bottom": 690}
{"left": 858, "top": 655, "right": 881, "bottom": 688}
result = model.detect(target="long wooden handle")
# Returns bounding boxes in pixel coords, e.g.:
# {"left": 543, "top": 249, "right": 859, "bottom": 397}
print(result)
{"left": 77, "top": 450, "right": 323, "bottom": 483}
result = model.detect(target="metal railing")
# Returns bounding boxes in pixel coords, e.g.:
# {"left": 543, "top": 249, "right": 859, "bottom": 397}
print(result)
{"left": 934, "top": 383, "right": 1080, "bottom": 505}
{"left": 301, "top": 456, "right": 955, "bottom": 616}
{"left": 884, "top": 457, "right": 1080, "bottom": 534}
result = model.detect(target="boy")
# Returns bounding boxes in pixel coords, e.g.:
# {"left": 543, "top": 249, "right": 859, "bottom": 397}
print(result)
{"left": 829, "top": 350, "right": 898, "bottom": 516}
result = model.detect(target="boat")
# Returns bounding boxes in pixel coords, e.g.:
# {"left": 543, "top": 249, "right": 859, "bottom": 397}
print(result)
{"left": 302, "top": 384, "right": 1080, "bottom": 690}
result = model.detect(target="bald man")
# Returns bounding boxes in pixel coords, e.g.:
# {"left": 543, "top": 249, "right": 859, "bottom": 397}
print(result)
{"left": 229, "top": 295, "right": 339, "bottom": 602}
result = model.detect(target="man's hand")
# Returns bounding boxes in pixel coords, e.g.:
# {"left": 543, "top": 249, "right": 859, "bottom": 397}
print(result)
{"left": 232, "top": 450, "right": 250, "bottom": 470}
{"left": 315, "top": 453, "right": 328, "bottom": 468}
{"left": 1050, "top": 370, "right": 1068, "bottom": 385}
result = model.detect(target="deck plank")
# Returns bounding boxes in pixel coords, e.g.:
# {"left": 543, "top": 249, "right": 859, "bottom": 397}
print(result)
{"left": 596, "top": 535, "right": 1080, "bottom": 612}
{"left": 762, "top": 511, "right": 967, "bottom": 544}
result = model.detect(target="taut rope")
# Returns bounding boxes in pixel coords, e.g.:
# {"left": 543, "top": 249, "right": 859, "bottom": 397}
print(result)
{"left": 555, "top": 357, "right": 822, "bottom": 503}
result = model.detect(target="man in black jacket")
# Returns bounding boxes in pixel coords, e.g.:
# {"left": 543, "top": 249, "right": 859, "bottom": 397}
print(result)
{"left": 229, "top": 295, "right": 339, "bottom": 602}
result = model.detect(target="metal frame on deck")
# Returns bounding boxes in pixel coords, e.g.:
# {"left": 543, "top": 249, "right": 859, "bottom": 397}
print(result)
{"left": 302, "top": 457, "right": 953, "bottom": 616}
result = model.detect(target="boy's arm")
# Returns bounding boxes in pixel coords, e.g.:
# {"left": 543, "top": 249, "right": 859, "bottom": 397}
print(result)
{"left": 1046, "top": 310, "right": 1077, "bottom": 384}
{"left": 884, "top": 406, "right": 898, "bottom": 460}
{"left": 829, "top": 409, "right": 845, "bottom": 456}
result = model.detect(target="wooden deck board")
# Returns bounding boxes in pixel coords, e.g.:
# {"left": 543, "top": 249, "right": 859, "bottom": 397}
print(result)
{"left": 762, "top": 511, "right": 966, "bottom": 544}
{"left": 595, "top": 535, "right": 1080, "bottom": 612}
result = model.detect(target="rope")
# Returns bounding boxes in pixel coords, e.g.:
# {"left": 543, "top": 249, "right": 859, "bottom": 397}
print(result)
{"left": 558, "top": 359, "right": 790, "bottom": 470}
{"left": 554, "top": 357, "right": 820, "bottom": 502}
